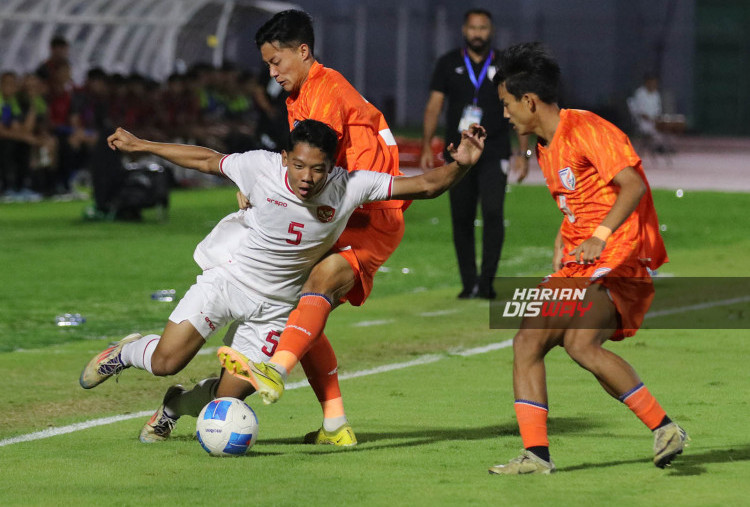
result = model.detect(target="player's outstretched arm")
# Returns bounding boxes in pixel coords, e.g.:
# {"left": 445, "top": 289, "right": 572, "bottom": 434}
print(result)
{"left": 390, "top": 124, "right": 486, "bottom": 200}
{"left": 107, "top": 127, "right": 225, "bottom": 175}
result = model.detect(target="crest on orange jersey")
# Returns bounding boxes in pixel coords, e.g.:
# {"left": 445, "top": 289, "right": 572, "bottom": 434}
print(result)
{"left": 558, "top": 167, "right": 576, "bottom": 191}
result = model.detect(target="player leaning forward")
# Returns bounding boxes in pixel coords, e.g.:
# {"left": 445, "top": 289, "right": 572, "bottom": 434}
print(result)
{"left": 79, "top": 120, "right": 486, "bottom": 442}
{"left": 487, "top": 42, "right": 688, "bottom": 475}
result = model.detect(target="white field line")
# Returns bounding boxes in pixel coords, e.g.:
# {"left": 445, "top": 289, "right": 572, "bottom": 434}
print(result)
{"left": 644, "top": 295, "right": 750, "bottom": 319}
{"left": 3, "top": 293, "right": 739, "bottom": 448}
{"left": 418, "top": 309, "right": 459, "bottom": 317}
{"left": 352, "top": 319, "right": 394, "bottom": 327}
{"left": 0, "top": 340, "right": 512, "bottom": 448}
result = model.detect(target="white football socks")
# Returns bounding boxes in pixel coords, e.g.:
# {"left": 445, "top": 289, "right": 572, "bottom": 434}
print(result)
{"left": 120, "top": 334, "right": 160, "bottom": 373}
{"left": 323, "top": 415, "right": 348, "bottom": 432}
{"left": 268, "top": 362, "right": 289, "bottom": 382}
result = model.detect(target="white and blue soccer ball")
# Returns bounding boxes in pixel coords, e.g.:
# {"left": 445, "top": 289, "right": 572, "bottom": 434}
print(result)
{"left": 196, "top": 397, "right": 258, "bottom": 456}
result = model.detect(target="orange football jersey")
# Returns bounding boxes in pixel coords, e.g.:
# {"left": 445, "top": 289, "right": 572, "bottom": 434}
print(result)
{"left": 286, "top": 62, "right": 403, "bottom": 210}
{"left": 536, "top": 109, "right": 667, "bottom": 270}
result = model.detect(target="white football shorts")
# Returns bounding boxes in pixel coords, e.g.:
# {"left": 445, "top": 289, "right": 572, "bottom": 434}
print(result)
{"left": 169, "top": 269, "right": 293, "bottom": 363}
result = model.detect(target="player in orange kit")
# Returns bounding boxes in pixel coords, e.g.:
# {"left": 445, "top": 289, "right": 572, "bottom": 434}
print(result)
{"left": 485, "top": 42, "right": 688, "bottom": 474}
{"left": 221, "top": 10, "right": 406, "bottom": 444}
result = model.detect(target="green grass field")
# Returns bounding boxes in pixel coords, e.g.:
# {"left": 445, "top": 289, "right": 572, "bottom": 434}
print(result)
{"left": 1, "top": 184, "right": 749, "bottom": 505}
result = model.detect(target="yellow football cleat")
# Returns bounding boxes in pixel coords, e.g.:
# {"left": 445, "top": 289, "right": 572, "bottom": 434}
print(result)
{"left": 303, "top": 423, "right": 358, "bottom": 447}
{"left": 653, "top": 422, "right": 689, "bottom": 468}
{"left": 489, "top": 449, "right": 556, "bottom": 475}
{"left": 217, "top": 346, "right": 284, "bottom": 404}
{"left": 79, "top": 333, "right": 141, "bottom": 389}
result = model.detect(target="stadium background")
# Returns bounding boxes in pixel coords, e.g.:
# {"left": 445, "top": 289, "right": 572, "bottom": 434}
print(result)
{"left": 1, "top": 0, "right": 748, "bottom": 135}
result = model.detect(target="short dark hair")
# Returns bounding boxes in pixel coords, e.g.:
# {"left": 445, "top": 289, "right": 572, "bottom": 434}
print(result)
{"left": 87, "top": 67, "right": 107, "bottom": 81}
{"left": 464, "top": 8, "right": 493, "bottom": 23}
{"left": 255, "top": 9, "right": 315, "bottom": 55}
{"left": 288, "top": 119, "right": 338, "bottom": 163}
{"left": 493, "top": 42, "right": 560, "bottom": 104}
{"left": 50, "top": 35, "right": 68, "bottom": 48}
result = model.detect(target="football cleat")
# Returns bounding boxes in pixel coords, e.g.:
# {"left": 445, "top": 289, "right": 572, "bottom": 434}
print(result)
{"left": 139, "top": 385, "right": 186, "bottom": 443}
{"left": 653, "top": 422, "right": 689, "bottom": 468}
{"left": 303, "top": 423, "right": 358, "bottom": 447}
{"left": 79, "top": 333, "right": 142, "bottom": 389}
{"left": 217, "top": 346, "right": 284, "bottom": 404}
{"left": 489, "top": 449, "right": 556, "bottom": 475}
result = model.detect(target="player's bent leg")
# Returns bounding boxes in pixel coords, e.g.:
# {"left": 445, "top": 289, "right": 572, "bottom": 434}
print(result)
{"left": 214, "top": 370, "right": 258, "bottom": 399}
{"left": 139, "top": 385, "right": 186, "bottom": 443}
{"left": 79, "top": 333, "right": 142, "bottom": 389}
{"left": 498, "top": 321, "right": 564, "bottom": 471}
{"left": 149, "top": 320, "right": 206, "bottom": 376}
{"left": 268, "top": 252, "right": 355, "bottom": 375}
{"left": 512, "top": 325, "right": 563, "bottom": 403}
{"left": 218, "top": 346, "right": 285, "bottom": 404}
{"left": 300, "top": 333, "right": 356, "bottom": 446}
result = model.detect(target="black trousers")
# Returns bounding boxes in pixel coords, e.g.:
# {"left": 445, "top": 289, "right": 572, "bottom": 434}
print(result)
{"left": 0, "top": 139, "right": 31, "bottom": 192}
{"left": 448, "top": 151, "right": 507, "bottom": 293}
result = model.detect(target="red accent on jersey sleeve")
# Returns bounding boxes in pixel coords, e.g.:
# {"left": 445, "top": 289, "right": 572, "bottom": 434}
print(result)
{"left": 219, "top": 154, "right": 230, "bottom": 177}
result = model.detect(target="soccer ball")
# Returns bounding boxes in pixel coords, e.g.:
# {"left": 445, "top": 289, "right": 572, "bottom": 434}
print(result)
{"left": 196, "top": 397, "right": 259, "bottom": 456}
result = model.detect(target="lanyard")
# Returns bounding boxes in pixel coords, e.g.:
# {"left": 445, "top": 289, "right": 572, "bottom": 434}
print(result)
{"left": 463, "top": 48, "right": 494, "bottom": 105}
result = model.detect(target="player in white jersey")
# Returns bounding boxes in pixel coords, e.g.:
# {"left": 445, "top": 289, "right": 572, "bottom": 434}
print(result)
{"left": 79, "top": 119, "right": 486, "bottom": 443}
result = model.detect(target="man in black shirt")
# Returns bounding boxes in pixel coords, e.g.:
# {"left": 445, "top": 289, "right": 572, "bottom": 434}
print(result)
{"left": 421, "top": 8, "right": 528, "bottom": 299}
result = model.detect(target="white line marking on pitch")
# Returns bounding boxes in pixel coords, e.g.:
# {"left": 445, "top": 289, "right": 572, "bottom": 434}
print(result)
{"left": 0, "top": 340, "right": 512, "bottom": 448}
{"left": 418, "top": 309, "right": 459, "bottom": 317}
{"left": 352, "top": 319, "right": 394, "bottom": 327}
{"left": 4, "top": 292, "right": 740, "bottom": 448}
{"left": 644, "top": 295, "right": 750, "bottom": 319}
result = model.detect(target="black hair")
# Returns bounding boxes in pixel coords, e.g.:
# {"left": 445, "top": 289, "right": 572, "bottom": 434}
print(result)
{"left": 87, "top": 67, "right": 107, "bottom": 81}
{"left": 255, "top": 9, "right": 315, "bottom": 55}
{"left": 50, "top": 35, "right": 68, "bottom": 48}
{"left": 288, "top": 119, "right": 338, "bottom": 164}
{"left": 493, "top": 42, "right": 560, "bottom": 104}
{"left": 464, "top": 8, "right": 492, "bottom": 23}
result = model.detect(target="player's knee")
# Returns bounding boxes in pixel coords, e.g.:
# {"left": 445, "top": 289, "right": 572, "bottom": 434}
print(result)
{"left": 150, "top": 350, "right": 182, "bottom": 376}
{"left": 513, "top": 329, "right": 547, "bottom": 358}
{"left": 303, "top": 258, "right": 356, "bottom": 297}
{"left": 563, "top": 339, "right": 600, "bottom": 367}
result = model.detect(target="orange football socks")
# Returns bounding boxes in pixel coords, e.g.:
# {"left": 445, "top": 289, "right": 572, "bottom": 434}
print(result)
{"left": 273, "top": 293, "right": 333, "bottom": 372}
{"left": 514, "top": 400, "right": 549, "bottom": 448}
{"left": 300, "top": 332, "right": 344, "bottom": 418}
{"left": 619, "top": 383, "right": 667, "bottom": 430}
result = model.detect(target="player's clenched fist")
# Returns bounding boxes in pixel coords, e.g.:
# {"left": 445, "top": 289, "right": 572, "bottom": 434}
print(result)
{"left": 107, "top": 127, "right": 142, "bottom": 152}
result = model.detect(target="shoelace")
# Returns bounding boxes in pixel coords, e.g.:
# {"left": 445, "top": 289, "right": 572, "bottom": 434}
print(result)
{"left": 153, "top": 414, "right": 177, "bottom": 436}
{"left": 97, "top": 355, "right": 125, "bottom": 376}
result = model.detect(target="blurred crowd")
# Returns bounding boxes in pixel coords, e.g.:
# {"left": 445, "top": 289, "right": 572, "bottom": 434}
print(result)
{"left": 0, "top": 36, "right": 287, "bottom": 204}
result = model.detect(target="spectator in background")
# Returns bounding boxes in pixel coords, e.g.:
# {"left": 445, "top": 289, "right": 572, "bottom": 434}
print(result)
{"left": 47, "top": 60, "right": 81, "bottom": 194}
{"left": 420, "top": 8, "right": 528, "bottom": 299}
{"left": 0, "top": 71, "right": 42, "bottom": 201}
{"left": 253, "top": 72, "right": 288, "bottom": 150}
{"left": 221, "top": 70, "right": 259, "bottom": 153}
{"left": 36, "top": 35, "right": 70, "bottom": 85}
{"left": 20, "top": 72, "right": 58, "bottom": 196}
{"left": 70, "top": 68, "right": 109, "bottom": 146}
{"left": 628, "top": 73, "right": 671, "bottom": 153}
{"left": 158, "top": 73, "right": 199, "bottom": 141}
